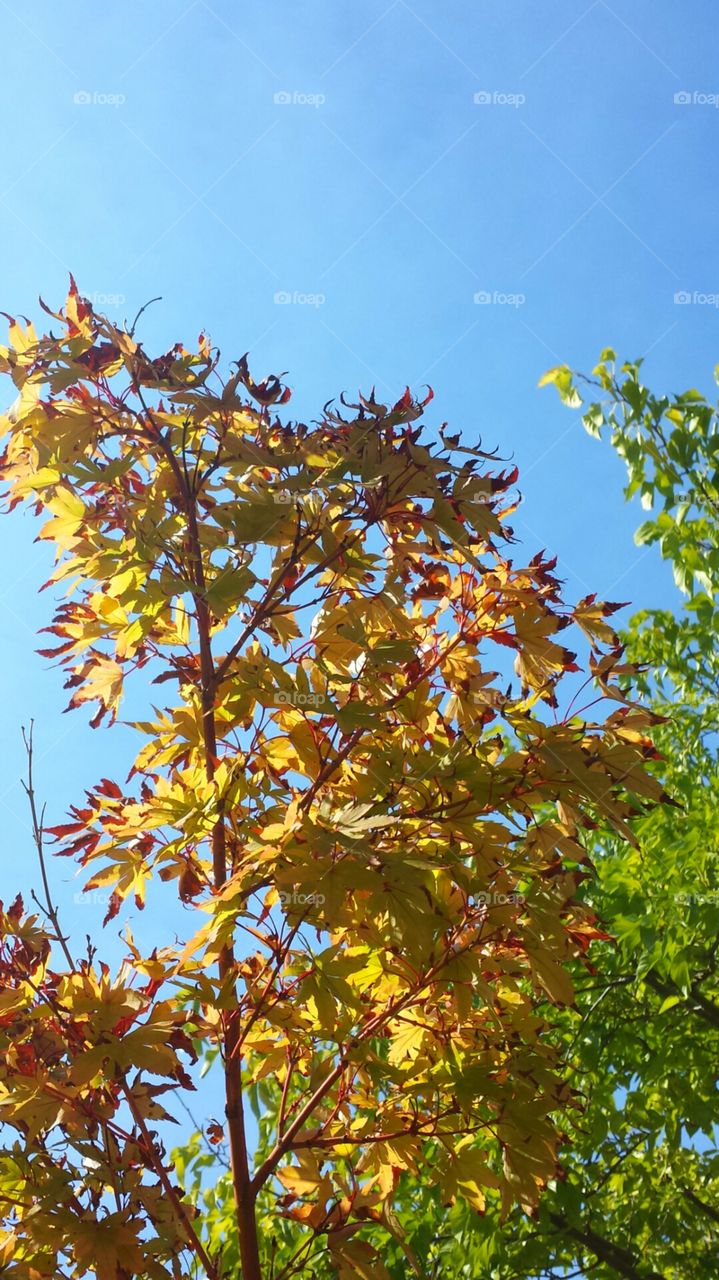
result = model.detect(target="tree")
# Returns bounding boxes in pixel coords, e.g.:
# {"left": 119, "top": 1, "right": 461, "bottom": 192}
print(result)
{"left": 0, "top": 286, "right": 656, "bottom": 1280}
{"left": 295, "top": 352, "right": 718, "bottom": 1280}
{"left": 523, "top": 353, "right": 719, "bottom": 1279}
{"left": 235, "top": 351, "right": 719, "bottom": 1280}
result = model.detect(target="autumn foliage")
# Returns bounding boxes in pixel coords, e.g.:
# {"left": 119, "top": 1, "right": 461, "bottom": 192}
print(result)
{"left": 0, "top": 283, "right": 663, "bottom": 1280}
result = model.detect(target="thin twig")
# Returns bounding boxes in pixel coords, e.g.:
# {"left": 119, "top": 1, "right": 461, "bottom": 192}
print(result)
{"left": 21, "top": 722, "right": 75, "bottom": 970}
{"left": 119, "top": 1077, "right": 219, "bottom": 1280}
{"left": 128, "top": 296, "right": 162, "bottom": 338}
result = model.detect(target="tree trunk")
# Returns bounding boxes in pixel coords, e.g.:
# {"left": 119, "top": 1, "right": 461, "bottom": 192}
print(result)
{"left": 189, "top": 493, "right": 264, "bottom": 1280}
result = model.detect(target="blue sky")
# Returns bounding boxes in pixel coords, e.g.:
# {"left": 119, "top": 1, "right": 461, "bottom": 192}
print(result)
{"left": 0, "top": 0, "right": 718, "bottom": 942}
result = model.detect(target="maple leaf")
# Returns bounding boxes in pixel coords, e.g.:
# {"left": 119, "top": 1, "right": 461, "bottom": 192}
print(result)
{"left": 66, "top": 654, "right": 124, "bottom": 726}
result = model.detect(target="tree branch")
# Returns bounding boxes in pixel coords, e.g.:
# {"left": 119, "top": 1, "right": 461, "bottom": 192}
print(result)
{"left": 21, "top": 723, "right": 75, "bottom": 970}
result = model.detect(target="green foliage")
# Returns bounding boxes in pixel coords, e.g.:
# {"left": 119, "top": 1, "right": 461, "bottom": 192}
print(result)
{"left": 505, "top": 355, "right": 719, "bottom": 1279}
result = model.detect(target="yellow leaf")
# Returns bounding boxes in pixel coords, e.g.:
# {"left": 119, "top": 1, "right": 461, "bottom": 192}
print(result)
{"left": 445, "top": 1142, "right": 501, "bottom": 1211}
{"left": 527, "top": 949, "right": 575, "bottom": 1006}
{"left": 38, "top": 488, "right": 86, "bottom": 548}
{"left": 69, "top": 656, "right": 124, "bottom": 722}
{"left": 387, "top": 1013, "right": 425, "bottom": 1066}
{"left": 328, "top": 1237, "right": 393, "bottom": 1280}
{"left": 277, "top": 1156, "right": 326, "bottom": 1197}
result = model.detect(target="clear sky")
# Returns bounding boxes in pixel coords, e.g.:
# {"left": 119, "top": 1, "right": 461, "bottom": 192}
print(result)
{"left": 1, "top": 0, "right": 718, "bottom": 946}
